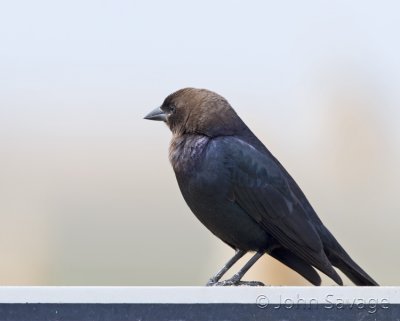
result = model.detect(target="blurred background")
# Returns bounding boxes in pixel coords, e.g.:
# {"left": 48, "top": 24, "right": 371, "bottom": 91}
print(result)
{"left": 0, "top": 0, "right": 399, "bottom": 286}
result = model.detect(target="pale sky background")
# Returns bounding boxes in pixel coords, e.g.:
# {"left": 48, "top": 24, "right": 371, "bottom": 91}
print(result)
{"left": 0, "top": 0, "right": 399, "bottom": 285}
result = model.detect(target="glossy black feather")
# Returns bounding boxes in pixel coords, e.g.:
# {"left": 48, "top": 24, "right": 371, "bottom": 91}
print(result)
{"left": 204, "top": 136, "right": 343, "bottom": 285}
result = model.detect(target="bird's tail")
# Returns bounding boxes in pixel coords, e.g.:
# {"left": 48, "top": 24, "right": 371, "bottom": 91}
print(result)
{"left": 329, "top": 250, "right": 378, "bottom": 286}
{"left": 319, "top": 225, "right": 378, "bottom": 286}
{"left": 270, "top": 248, "right": 322, "bottom": 286}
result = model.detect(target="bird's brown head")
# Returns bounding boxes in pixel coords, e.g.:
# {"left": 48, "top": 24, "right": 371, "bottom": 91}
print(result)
{"left": 144, "top": 88, "right": 246, "bottom": 137}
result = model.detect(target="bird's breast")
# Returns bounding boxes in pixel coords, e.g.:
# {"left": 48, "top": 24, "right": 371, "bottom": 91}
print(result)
{"left": 169, "top": 135, "right": 231, "bottom": 206}
{"left": 169, "top": 134, "right": 210, "bottom": 174}
{"left": 169, "top": 136, "right": 272, "bottom": 251}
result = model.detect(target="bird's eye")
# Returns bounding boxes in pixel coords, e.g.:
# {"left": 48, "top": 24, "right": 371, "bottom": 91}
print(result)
{"left": 161, "top": 104, "right": 176, "bottom": 116}
{"left": 167, "top": 105, "right": 176, "bottom": 114}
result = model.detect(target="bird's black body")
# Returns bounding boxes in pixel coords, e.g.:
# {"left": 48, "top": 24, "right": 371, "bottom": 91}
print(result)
{"left": 170, "top": 134, "right": 273, "bottom": 251}
{"left": 145, "top": 88, "right": 378, "bottom": 286}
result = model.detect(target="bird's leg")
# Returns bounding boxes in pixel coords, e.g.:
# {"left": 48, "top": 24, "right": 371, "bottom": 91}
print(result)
{"left": 213, "top": 251, "right": 265, "bottom": 286}
{"left": 206, "top": 249, "right": 246, "bottom": 286}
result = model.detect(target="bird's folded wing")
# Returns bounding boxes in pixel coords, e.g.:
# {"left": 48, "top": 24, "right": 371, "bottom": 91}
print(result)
{"left": 215, "top": 137, "right": 325, "bottom": 264}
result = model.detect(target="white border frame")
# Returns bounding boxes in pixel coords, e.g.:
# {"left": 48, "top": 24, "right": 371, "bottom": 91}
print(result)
{"left": 0, "top": 286, "right": 398, "bottom": 304}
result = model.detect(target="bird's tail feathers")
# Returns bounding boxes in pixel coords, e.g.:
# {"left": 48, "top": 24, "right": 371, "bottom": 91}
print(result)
{"left": 270, "top": 248, "right": 322, "bottom": 286}
{"left": 316, "top": 259, "right": 343, "bottom": 286}
{"left": 329, "top": 250, "right": 378, "bottom": 286}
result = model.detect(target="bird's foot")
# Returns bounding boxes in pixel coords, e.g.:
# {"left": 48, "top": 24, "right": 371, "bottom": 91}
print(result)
{"left": 236, "top": 280, "right": 265, "bottom": 286}
{"left": 207, "top": 274, "right": 264, "bottom": 286}
{"left": 212, "top": 280, "right": 264, "bottom": 286}
{"left": 206, "top": 278, "right": 218, "bottom": 286}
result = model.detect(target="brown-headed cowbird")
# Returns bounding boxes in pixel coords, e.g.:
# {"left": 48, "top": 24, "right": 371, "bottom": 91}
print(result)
{"left": 144, "top": 88, "right": 378, "bottom": 286}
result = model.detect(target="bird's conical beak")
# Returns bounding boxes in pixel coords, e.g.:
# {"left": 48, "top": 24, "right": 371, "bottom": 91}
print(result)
{"left": 144, "top": 106, "right": 167, "bottom": 122}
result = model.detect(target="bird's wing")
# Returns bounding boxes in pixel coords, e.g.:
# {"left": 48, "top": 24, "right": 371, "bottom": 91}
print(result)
{"left": 213, "top": 136, "right": 328, "bottom": 268}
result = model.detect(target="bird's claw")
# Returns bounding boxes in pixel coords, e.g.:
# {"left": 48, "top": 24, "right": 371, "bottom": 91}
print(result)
{"left": 207, "top": 279, "right": 265, "bottom": 287}
{"left": 206, "top": 278, "right": 218, "bottom": 286}
{"left": 237, "top": 280, "right": 265, "bottom": 286}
